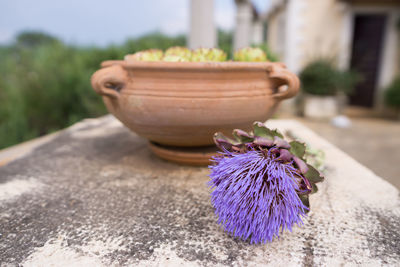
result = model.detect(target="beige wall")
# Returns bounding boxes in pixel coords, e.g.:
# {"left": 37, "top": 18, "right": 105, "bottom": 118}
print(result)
{"left": 267, "top": 8, "right": 287, "bottom": 61}
{"left": 267, "top": 0, "right": 345, "bottom": 71}
{"left": 299, "top": 0, "right": 345, "bottom": 68}
{"left": 267, "top": 0, "right": 400, "bottom": 72}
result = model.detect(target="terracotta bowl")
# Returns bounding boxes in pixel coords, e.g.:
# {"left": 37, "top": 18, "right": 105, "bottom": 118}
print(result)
{"left": 91, "top": 60, "right": 299, "bottom": 164}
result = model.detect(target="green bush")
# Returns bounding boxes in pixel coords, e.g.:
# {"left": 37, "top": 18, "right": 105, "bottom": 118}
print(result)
{"left": 384, "top": 77, "right": 400, "bottom": 108}
{"left": 0, "top": 31, "right": 187, "bottom": 149}
{"left": 218, "top": 29, "right": 233, "bottom": 57}
{"left": 0, "top": 43, "right": 107, "bottom": 148}
{"left": 16, "top": 31, "right": 60, "bottom": 48}
{"left": 299, "top": 59, "right": 360, "bottom": 96}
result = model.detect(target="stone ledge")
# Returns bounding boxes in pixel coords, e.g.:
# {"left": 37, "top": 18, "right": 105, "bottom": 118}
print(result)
{"left": 0, "top": 115, "right": 399, "bottom": 266}
{"left": 0, "top": 131, "right": 59, "bottom": 167}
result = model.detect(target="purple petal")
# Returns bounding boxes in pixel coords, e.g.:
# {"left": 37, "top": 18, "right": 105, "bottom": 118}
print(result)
{"left": 209, "top": 150, "right": 308, "bottom": 244}
{"left": 253, "top": 136, "right": 274, "bottom": 147}
{"left": 277, "top": 149, "right": 293, "bottom": 162}
{"left": 293, "top": 156, "right": 309, "bottom": 174}
{"left": 273, "top": 136, "right": 291, "bottom": 149}
{"left": 233, "top": 129, "right": 253, "bottom": 139}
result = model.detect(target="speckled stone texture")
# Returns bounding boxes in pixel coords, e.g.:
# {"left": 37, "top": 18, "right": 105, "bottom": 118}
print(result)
{"left": 0, "top": 115, "right": 399, "bottom": 266}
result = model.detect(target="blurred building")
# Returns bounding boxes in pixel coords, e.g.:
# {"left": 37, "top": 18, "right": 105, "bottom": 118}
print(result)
{"left": 233, "top": 0, "right": 266, "bottom": 51}
{"left": 189, "top": 0, "right": 399, "bottom": 108}
{"left": 264, "top": 0, "right": 400, "bottom": 108}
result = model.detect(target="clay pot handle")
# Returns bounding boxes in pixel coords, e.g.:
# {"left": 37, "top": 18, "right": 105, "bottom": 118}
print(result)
{"left": 91, "top": 64, "right": 128, "bottom": 99}
{"left": 268, "top": 65, "right": 300, "bottom": 100}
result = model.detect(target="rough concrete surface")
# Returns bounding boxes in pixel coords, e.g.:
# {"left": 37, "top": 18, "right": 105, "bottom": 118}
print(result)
{"left": 298, "top": 117, "right": 400, "bottom": 190}
{"left": 0, "top": 115, "right": 399, "bottom": 266}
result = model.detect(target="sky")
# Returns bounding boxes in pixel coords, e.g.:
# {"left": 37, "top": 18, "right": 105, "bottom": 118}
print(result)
{"left": 0, "top": 0, "right": 269, "bottom": 47}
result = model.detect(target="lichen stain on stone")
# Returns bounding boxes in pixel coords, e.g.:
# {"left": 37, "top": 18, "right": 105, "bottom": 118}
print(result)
{"left": 22, "top": 237, "right": 106, "bottom": 267}
{"left": 357, "top": 205, "right": 400, "bottom": 264}
{"left": 0, "top": 177, "right": 43, "bottom": 203}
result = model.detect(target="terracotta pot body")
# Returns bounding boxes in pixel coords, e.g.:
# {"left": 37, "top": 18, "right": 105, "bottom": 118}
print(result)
{"left": 91, "top": 61, "right": 300, "bottom": 147}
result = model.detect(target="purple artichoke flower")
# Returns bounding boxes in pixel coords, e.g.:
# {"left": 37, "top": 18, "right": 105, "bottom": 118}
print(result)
{"left": 209, "top": 122, "right": 324, "bottom": 244}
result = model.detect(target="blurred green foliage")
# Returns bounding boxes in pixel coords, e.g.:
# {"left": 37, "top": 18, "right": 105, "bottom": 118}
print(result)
{"left": 299, "top": 59, "right": 360, "bottom": 96}
{"left": 218, "top": 29, "right": 233, "bottom": 57}
{"left": 0, "top": 31, "right": 186, "bottom": 149}
{"left": 16, "top": 31, "right": 60, "bottom": 48}
{"left": 384, "top": 77, "right": 400, "bottom": 108}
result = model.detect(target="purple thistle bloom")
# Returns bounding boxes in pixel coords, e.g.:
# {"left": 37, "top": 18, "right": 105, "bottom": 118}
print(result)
{"left": 209, "top": 149, "right": 309, "bottom": 244}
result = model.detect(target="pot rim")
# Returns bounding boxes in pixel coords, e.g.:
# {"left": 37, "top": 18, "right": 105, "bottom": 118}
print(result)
{"left": 101, "top": 60, "right": 286, "bottom": 71}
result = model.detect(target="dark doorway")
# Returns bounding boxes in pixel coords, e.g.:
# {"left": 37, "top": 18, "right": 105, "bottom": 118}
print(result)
{"left": 349, "top": 14, "right": 387, "bottom": 107}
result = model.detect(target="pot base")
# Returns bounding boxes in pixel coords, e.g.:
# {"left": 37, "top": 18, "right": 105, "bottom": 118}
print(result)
{"left": 148, "top": 142, "right": 217, "bottom": 166}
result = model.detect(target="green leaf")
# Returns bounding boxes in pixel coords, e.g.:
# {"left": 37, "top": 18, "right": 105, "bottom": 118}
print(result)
{"left": 289, "top": 141, "right": 306, "bottom": 158}
{"left": 213, "top": 132, "right": 229, "bottom": 142}
{"left": 253, "top": 122, "right": 283, "bottom": 139}
{"left": 311, "top": 183, "right": 318, "bottom": 194}
{"left": 299, "top": 194, "right": 310, "bottom": 211}
{"left": 270, "top": 129, "right": 284, "bottom": 139}
{"left": 213, "top": 132, "right": 238, "bottom": 151}
{"left": 232, "top": 129, "right": 254, "bottom": 143}
{"left": 304, "top": 164, "right": 324, "bottom": 183}
{"left": 253, "top": 122, "right": 268, "bottom": 137}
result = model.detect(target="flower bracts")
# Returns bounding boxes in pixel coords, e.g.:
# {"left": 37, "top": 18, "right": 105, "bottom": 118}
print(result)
{"left": 209, "top": 122, "right": 324, "bottom": 243}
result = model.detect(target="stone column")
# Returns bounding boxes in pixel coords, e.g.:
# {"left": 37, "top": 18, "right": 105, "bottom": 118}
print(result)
{"left": 251, "top": 20, "right": 264, "bottom": 45}
{"left": 376, "top": 10, "right": 400, "bottom": 109}
{"left": 234, "top": 0, "right": 253, "bottom": 51}
{"left": 284, "top": 0, "right": 304, "bottom": 74}
{"left": 337, "top": 2, "right": 353, "bottom": 71}
{"left": 280, "top": 0, "right": 305, "bottom": 115}
{"left": 189, "top": 0, "right": 217, "bottom": 49}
